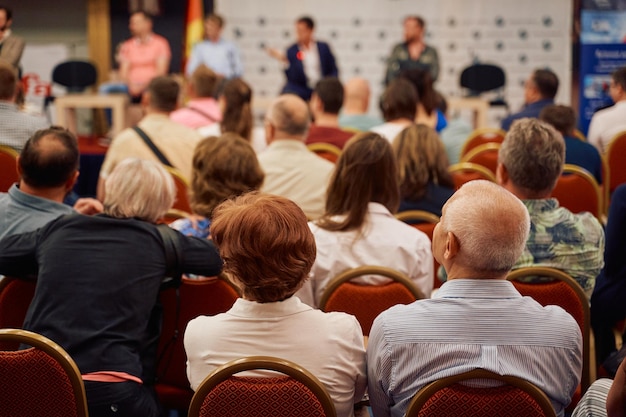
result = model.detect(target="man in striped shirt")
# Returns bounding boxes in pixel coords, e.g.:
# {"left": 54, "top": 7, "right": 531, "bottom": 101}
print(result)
{"left": 367, "top": 180, "right": 582, "bottom": 417}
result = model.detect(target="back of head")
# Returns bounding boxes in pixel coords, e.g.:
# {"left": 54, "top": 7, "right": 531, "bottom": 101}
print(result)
{"left": 297, "top": 16, "right": 315, "bottom": 30}
{"left": 612, "top": 66, "right": 626, "bottom": 91}
{"left": 380, "top": 78, "right": 418, "bottom": 121}
{"left": 190, "top": 65, "right": 218, "bottom": 98}
{"left": 210, "top": 192, "right": 316, "bottom": 303}
{"left": 344, "top": 77, "right": 370, "bottom": 110}
{"left": 148, "top": 76, "right": 179, "bottom": 112}
{"left": 0, "top": 62, "right": 16, "bottom": 100}
{"left": 498, "top": 118, "right": 565, "bottom": 196}
{"left": 318, "top": 132, "right": 399, "bottom": 231}
{"left": 314, "top": 77, "right": 344, "bottom": 115}
{"left": 191, "top": 133, "right": 265, "bottom": 218}
{"left": 400, "top": 68, "right": 436, "bottom": 115}
{"left": 221, "top": 78, "right": 253, "bottom": 140}
{"left": 532, "top": 69, "right": 559, "bottom": 100}
{"left": 393, "top": 124, "right": 453, "bottom": 200}
{"left": 267, "top": 94, "right": 311, "bottom": 138}
{"left": 539, "top": 104, "right": 576, "bottom": 137}
{"left": 104, "top": 158, "right": 175, "bottom": 223}
{"left": 19, "top": 127, "right": 79, "bottom": 189}
{"left": 441, "top": 180, "right": 530, "bottom": 275}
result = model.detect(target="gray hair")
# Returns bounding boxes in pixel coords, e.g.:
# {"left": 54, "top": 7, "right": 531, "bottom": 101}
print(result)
{"left": 441, "top": 180, "right": 530, "bottom": 274}
{"left": 498, "top": 118, "right": 565, "bottom": 195}
{"left": 104, "top": 158, "right": 176, "bottom": 223}
{"left": 267, "top": 94, "right": 310, "bottom": 137}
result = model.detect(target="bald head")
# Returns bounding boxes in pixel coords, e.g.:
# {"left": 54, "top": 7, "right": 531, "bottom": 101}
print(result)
{"left": 266, "top": 94, "right": 311, "bottom": 140}
{"left": 343, "top": 77, "right": 371, "bottom": 113}
{"left": 438, "top": 180, "right": 530, "bottom": 276}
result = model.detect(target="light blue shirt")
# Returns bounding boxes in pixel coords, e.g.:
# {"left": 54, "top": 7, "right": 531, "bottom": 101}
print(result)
{"left": 186, "top": 38, "right": 243, "bottom": 78}
{"left": 367, "top": 279, "right": 582, "bottom": 417}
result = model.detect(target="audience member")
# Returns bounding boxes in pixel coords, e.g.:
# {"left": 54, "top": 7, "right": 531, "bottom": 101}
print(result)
{"left": 98, "top": 76, "right": 202, "bottom": 200}
{"left": 184, "top": 193, "right": 366, "bottom": 417}
{"left": 185, "top": 13, "right": 243, "bottom": 79}
{"left": 393, "top": 124, "right": 455, "bottom": 216}
{"left": 501, "top": 68, "right": 558, "bottom": 131}
{"left": 571, "top": 358, "right": 626, "bottom": 417}
{"left": 99, "top": 11, "right": 171, "bottom": 100}
{"left": 367, "top": 180, "right": 582, "bottom": 417}
{"left": 170, "top": 65, "right": 221, "bottom": 130}
{"left": 540, "top": 104, "right": 603, "bottom": 184}
{"left": 0, "top": 6, "right": 24, "bottom": 68}
{"left": 258, "top": 94, "right": 334, "bottom": 219}
{"left": 295, "top": 132, "right": 433, "bottom": 307}
{"left": 267, "top": 16, "right": 338, "bottom": 101}
{"left": 385, "top": 15, "right": 439, "bottom": 84}
{"left": 0, "top": 127, "right": 102, "bottom": 239}
{"left": 401, "top": 68, "right": 447, "bottom": 132}
{"left": 0, "top": 158, "right": 223, "bottom": 417}
{"left": 306, "top": 77, "right": 354, "bottom": 149}
{"left": 497, "top": 118, "right": 604, "bottom": 297}
{"left": 370, "top": 78, "right": 416, "bottom": 142}
{"left": 588, "top": 66, "right": 626, "bottom": 153}
{"left": 0, "top": 63, "right": 48, "bottom": 151}
{"left": 339, "top": 77, "right": 382, "bottom": 131}
{"left": 170, "top": 133, "right": 264, "bottom": 238}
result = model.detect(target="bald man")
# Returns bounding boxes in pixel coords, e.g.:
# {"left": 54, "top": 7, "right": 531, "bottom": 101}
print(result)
{"left": 258, "top": 94, "right": 335, "bottom": 219}
{"left": 367, "top": 180, "right": 582, "bottom": 417}
{"left": 338, "top": 77, "right": 382, "bottom": 131}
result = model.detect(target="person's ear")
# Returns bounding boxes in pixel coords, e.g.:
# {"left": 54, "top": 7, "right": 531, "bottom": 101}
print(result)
{"left": 444, "top": 231, "right": 460, "bottom": 261}
{"left": 496, "top": 163, "right": 508, "bottom": 186}
{"left": 65, "top": 171, "right": 79, "bottom": 192}
{"left": 15, "top": 155, "right": 22, "bottom": 177}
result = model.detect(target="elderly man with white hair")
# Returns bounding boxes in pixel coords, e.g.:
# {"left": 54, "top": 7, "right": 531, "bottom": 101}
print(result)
{"left": 367, "top": 180, "right": 582, "bottom": 417}
{"left": 0, "top": 158, "right": 223, "bottom": 417}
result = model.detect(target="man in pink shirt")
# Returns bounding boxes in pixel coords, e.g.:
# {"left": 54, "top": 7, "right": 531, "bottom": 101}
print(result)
{"left": 170, "top": 64, "right": 221, "bottom": 130}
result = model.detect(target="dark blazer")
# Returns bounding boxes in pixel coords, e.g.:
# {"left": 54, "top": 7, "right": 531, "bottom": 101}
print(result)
{"left": 281, "top": 41, "right": 338, "bottom": 101}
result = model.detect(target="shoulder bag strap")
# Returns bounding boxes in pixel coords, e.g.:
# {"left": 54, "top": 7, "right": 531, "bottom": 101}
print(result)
{"left": 186, "top": 105, "right": 218, "bottom": 123}
{"left": 133, "top": 126, "right": 174, "bottom": 168}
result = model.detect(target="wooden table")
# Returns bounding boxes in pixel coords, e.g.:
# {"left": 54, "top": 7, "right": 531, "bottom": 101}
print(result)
{"left": 448, "top": 97, "right": 489, "bottom": 129}
{"left": 55, "top": 93, "right": 129, "bottom": 137}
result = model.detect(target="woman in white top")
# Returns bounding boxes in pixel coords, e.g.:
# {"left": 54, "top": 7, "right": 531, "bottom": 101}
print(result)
{"left": 295, "top": 132, "right": 434, "bottom": 308}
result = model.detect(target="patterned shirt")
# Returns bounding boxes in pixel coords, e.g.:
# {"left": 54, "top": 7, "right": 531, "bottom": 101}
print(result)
{"left": 169, "top": 217, "right": 211, "bottom": 239}
{"left": 385, "top": 43, "right": 439, "bottom": 84}
{"left": 0, "top": 102, "right": 49, "bottom": 151}
{"left": 514, "top": 198, "right": 605, "bottom": 296}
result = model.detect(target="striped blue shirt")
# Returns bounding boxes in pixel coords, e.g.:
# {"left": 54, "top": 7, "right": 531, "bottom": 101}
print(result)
{"left": 367, "top": 279, "right": 582, "bottom": 417}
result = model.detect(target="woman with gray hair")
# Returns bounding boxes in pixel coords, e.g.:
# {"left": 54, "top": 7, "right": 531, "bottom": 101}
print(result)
{"left": 0, "top": 158, "right": 223, "bottom": 417}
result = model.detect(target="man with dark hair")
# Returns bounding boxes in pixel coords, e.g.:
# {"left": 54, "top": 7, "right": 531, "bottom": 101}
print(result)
{"left": 98, "top": 76, "right": 202, "bottom": 200}
{"left": 588, "top": 66, "right": 626, "bottom": 153}
{"left": 371, "top": 78, "right": 417, "bottom": 141}
{"left": 266, "top": 15, "right": 338, "bottom": 101}
{"left": 0, "top": 127, "right": 102, "bottom": 239}
{"left": 306, "top": 77, "right": 354, "bottom": 149}
{"left": 501, "top": 68, "right": 559, "bottom": 131}
{"left": 0, "top": 5, "right": 24, "bottom": 68}
{"left": 539, "top": 104, "right": 603, "bottom": 184}
{"left": 0, "top": 62, "right": 48, "bottom": 151}
{"left": 385, "top": 15, "right": 439, "bottom": 84}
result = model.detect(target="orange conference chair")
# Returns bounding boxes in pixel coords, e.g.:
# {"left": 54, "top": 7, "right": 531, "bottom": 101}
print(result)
{"left": 319, "top": 266, "right": 425, "bottom": 336}
{"left": 405, "top": 368, "right": 556, "bottom": 417}
{"left": 460, "top": 142, "right": 501, "bottom": 175}
{"left": 165, "top": 166, "right": 193, "bottom": 215}
{"left": 459, "top": 127, "right": 506, "bottom": 159}
{"left": 448, "top": 162, "right": 497, "bottom": 190}
{"left": 0, "top": 328, "right": 89, "bottom": 417}
{"left": 0, "top": 277, "right": 36, "bottom": 351}
{"left": 307, "top": 142, "right": 342, "bottom": 164}
{"left": 551, "top": 164, "right": 603, "bottom": 220}
{"left": 606, "top": 130, "right": 626, "bottom": 196}
{"left": 0, "top": 145, "right": 19, "bottom": 193}
{"left": 155, "top": 275, "right": 240, "bottom": 412}
{"left": 188, "top": 356, "right": 337, "bottom": 417}
{"left": 158, "top": 209, "right": 192, "bottom": 225}
{"left": 507, "top": 267, "right": 591, "bottom": 408}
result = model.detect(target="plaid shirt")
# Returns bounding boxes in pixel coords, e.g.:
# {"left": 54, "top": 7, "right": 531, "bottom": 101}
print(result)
{"left": 0, "top": 102, "right": 49, "bottom": 151}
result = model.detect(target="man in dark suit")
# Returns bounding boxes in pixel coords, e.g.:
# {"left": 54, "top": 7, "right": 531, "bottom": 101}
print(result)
{"left": 267, "top": 16, "right": 338, "bottom": 101}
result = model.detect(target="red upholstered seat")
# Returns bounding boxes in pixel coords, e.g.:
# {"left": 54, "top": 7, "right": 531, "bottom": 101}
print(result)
{"left": 607, "top": 130, "right": 626, "bottom": 195}
{"left": 0, "top": 145, "right": 19, "bottom": 193}
{"left": 551, "top": 164, "right": 603, "bottom": 219}
{"left": 460, "top": 127, "right": 506, "bottom": 158}
{"left": 165, "top": 166, "right": 193, "bottom": 215}
{"left": 448, "top": 162, "right": 497, "bottom": 190}
{"left": 307, "top": 143, "right": 342, "bottom": 163}
{"left": 0, "top": 278, "right": 36, "bottom": 351}
{"left": 460, "top": 142, "right": 501, "bottom": 175}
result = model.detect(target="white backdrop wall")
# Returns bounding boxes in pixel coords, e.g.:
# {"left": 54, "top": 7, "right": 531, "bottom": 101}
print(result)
{"left": 217, "top": 0, "right": 572, "bottom": 125}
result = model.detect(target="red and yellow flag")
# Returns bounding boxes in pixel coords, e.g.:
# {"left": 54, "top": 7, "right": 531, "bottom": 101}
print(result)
{"left": 183, "top": 0, "right": 204, "bottom": 71}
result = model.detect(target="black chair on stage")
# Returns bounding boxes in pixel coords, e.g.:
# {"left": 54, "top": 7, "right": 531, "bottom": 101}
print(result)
{"left": 43, "top": 60, "right": 98, "bottom": 119}
{"left": 460, "top": 63, "right": 509, "bottom": 111}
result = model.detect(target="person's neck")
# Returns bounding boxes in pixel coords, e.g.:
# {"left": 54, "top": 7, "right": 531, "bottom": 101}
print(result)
{"left": 300, "top": 39, "right": 314, "bottom": 49}
{"left": 18, "top": 181, "right": 66, "bottom": 203}
{"left": 501, "top": 182, "right": 551, "bottom": 200}
{"left": 208, "top": 35, "right": 220, "bottom": 43}
{"left": 446, "top": 263, "right": 508, "bottom": 281}
{"left": 136, "top": 32, "right": 152, "bottom": 43}
{"left": 145, "top": 107, "right": 170, "bottom": 117}
{"left": 342, "top": 100, "right": 367, "bottom": 115}
{"left": 314, "top": 113, "right": 340, "bottom": 128}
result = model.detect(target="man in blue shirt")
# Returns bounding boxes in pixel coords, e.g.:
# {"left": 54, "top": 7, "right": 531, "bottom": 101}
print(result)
{"left": 501, "top": 68, "right": 558, "bottom": 131}
{"left": 186, "top": 14, "right": 243, "bottom": 80}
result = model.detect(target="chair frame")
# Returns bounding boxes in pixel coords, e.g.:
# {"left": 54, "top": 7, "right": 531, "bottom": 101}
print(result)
{"left": 188, "top": 356, "right": 337, "bottom": 417}
{"left": 506, "top": 267, "right": 591, "bottom": 393}
{"left": 448, "top": 162, "right": 497, "bottom": 183}
{"left": 460, "top": 127, "right": 506, "bottom": 158}
{"left": 0, "top": 144, "right": 19, "bottom": 192}
{"left": 405, "top": 368, "right": 556, "bottom": 417}
{"left": 460, "top": 142, "right": 501, "bottom": 174}
{"left": 395, "top": 210, "right": 441, "bottom": 224}
{"left": 553, "top": 164, "right": 603, "bottom": 220}
{"left": 318, "top": 265, "right": 425, "bottom": 311}
{"left": 0, "top": 328, "right": 89, "bottom": 417}
{"left": 307, "top": 142, "right": 342, "bottom": 163}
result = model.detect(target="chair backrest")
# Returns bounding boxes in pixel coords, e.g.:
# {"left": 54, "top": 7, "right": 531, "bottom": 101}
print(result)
{"left": 165, "top": 166, "right": 193, "bottom": 215}
{"left": 0, "top": 145, "right": 19, "bottom": 193}
{"left": 551, "top": 164, "right": 603, "bottom": 219}
{"left": 460, "top": 64, "right": 506, "bottom": 93}
{"left": 188, "top": 356, "right": 337, "bottom": 417}
{"left": 460, "top": 142, "right": 501, "bottom": 175}
{"left": 460, "top": 128, "right": 506, "bottom": 158}
{"left": 52, "top": 60, "right": 97, "bottom": 92}
{"left": 405, "top": 368, "right": 556, "bottom": 417}
{"left": 319, "top": 266, "right": 425, "bottom": 335}
{"left": 0, "top": 277, "right": 36, "bottom": 351}
{"left": 448, "top": 162, "right": 497, "bottom": 190}
{"left": 0, "top": 328, "right": 89, "bottom": 417}
{"left": 155, "top": 275, "right": 240, "bottom": 411}
{"left": 158, "top": 209, "right": 192, "bottom": 225}
{"left": 606, "top": 130, "right": 626, "bottom": 195}
{"left": 506, "top": 267, "right": 591, "bottom": 394}
{"left": 307, "top": 143, "right": 342, "bottom": 163}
